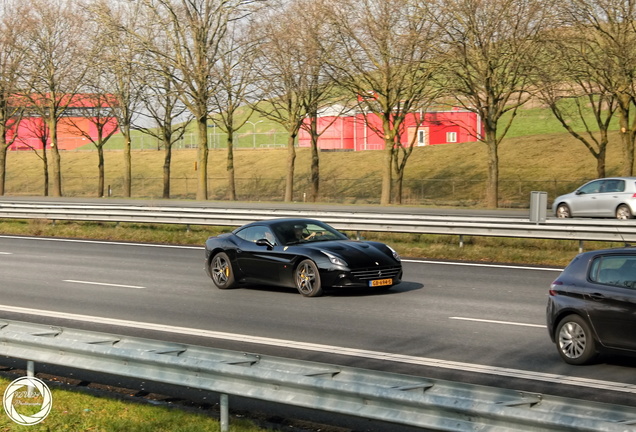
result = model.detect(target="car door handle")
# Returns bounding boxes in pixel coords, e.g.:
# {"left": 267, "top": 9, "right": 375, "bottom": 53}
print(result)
{"left": 588, "top": 293, "right": 605, "bottom": 301}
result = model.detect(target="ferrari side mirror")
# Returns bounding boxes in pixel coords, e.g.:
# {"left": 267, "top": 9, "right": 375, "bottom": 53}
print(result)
{"left": 256, "top": 238, "right": 274, "bottom": 250}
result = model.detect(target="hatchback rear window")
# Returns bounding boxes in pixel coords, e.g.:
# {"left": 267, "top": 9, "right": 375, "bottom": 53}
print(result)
{"left": 590, "top": 255, "right": 636, "bottom": 288}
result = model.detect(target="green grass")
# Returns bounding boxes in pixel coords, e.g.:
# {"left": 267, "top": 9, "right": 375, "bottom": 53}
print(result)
{"left": 0, "top": 376, "right": 268, "bottom": 432}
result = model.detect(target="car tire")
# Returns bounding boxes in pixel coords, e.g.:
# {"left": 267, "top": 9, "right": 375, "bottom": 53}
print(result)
{"left": 294, "top": 259, "right": 323, "bottom": 297}
{"left": 556, "top": 203, "right": 571, "bottom": 218}
{"left": 616, "top": 204, "right": 633, "bottom": 220}
{"left": 555, "top": 314, "right": 598, "bottom": 365}
{"left": 210, "top": 252, "right": 236, "bottom": 289}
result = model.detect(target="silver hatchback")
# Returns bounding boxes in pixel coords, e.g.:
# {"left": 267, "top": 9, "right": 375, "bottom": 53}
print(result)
{"left": 552, "top": 177, "right": 636, "bottom": 219}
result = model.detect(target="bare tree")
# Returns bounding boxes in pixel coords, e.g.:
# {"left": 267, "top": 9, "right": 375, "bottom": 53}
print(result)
{"left": 15, "top": 115, "right": 50, "bottom": 195}
{"left": 296, "top": 0, "right": 345, "bottom": 203}
{"left": 558, "top": 0, "right": 636, "bottom": 176}
{"left": 136, "top": 0, "right": 256, "bottom": 201}
{"left": 89, "top": 0, "right": 147, "bottom": 198}
{"left": 251, "top": 2, "right": 308, "bottom": 202}
{"left": 425, "top": 0, "right": 555, "bottom": 207}
{"left": 533, "top": 28, "right": 618, "bottom": 178}
{"left": 253, "top": 0, "right": 346, "bottom": 202}
{"left": 0, "top": 2, "right": 26, "bottom": 195}
{"left": 17, "top": 0, "right": 89, "bottom": 197}
{"left": 326, "top": 0, "right": 442, "bottom": 205}
{"left": 61, "top": 93, "right": 119, "bottom": 197}
{"left": 137, "top": 70, "right": 190, "bottom": 199}
{"left": 210, "top": 21, "right": 259, "bottom": 201}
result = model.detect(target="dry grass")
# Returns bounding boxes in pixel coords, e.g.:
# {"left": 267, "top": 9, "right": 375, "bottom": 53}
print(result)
{"left": 5, "top": 128, "right": 624, "bottom": 204}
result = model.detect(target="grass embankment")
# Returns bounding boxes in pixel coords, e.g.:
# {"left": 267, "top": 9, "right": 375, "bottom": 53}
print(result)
{"left": 4, "top": 107, "right": 628, "bottom": 205}
{"left": 0, "top": 375, "right": 267, "bottom": 432}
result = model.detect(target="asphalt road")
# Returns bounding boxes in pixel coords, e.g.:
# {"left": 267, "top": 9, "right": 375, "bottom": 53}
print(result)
{"left": 1, "top": 233, "right": 636, "bottom": 411}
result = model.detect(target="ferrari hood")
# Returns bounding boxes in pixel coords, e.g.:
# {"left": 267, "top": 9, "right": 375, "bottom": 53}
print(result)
{"left": 307, "top": 240, "right": 397, "bottom": 267}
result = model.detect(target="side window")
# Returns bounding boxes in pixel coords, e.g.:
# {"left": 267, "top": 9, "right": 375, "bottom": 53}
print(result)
{"left": 236, "top": 226, "right": 268, "bottom": 243}
{"left": 590, "top": 255, "right": 636, "bottom": 289}
{"left": 600, "top": 180, "right": 624, "bottom": 193}
{"left": 579, "top": 180, "right": 602, "bottom": 194}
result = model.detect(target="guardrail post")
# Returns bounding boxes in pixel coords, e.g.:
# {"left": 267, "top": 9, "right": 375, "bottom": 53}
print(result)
{"left": 26, "top": 360, "right": 35, "bottom": 397}
{"left": 220, "top": 393, "right": 229, "bottom": 432}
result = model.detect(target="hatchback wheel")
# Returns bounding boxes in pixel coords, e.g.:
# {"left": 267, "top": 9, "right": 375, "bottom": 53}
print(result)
{"left": 295, "top": 259, "right": 323, "bottom": 297}
{"left": 210, "top": 252, "right": 235, "bottom": 289}
{"left": 556, "top": 315, "right": 597, "bottom": 365}
{"left": 616, "top": 204, "right": 633, "bottom": 220}
{"left": 556, "top": 204, "right": 571, "bottom": 218}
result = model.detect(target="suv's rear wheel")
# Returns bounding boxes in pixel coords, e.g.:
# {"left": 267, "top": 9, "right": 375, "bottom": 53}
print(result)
{"left": 556, "top": 314, "right": 597, "bottom": 365}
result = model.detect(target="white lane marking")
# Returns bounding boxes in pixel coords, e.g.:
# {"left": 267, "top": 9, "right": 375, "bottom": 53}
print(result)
{"left": 0, "top": 252, "right": 12, "bottom": 255}
{"left": 63, "top": 280, "right": 146, "bottom": 289}
{"left": 450, "top": 316, "right": 546, "bottom": 328}
{"left": 0, "top": 304, "right": 633, "bottom": 394}
{"left": 403, "top": 259, "right": 563, "bottom": 272}
{"left": 0, "top": 235, "right": 202, "bottom": 250}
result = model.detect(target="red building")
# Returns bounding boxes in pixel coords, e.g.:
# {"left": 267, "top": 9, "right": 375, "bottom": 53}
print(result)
{"left": 8, "top": 94, "right": 119, "bottom": 151}
{"left": 298, "top": 106, "right": 482, "bottom": 150}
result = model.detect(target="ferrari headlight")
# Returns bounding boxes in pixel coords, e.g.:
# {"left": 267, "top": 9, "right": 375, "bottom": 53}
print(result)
{"left": 387, "top": 245, "right": 401, "bottom": 261}
{"left": 324, "top": 251, "right": 347, "bottom": 267}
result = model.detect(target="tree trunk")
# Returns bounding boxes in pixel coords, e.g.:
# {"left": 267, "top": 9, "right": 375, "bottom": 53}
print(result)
{"left": 618, "top": 96, "right": 634, "bottom": 176}
{"left": 596, "top": 141, "right": 607, "bottom": 179}
{"left": 381, "top": 117, "right": 395, "bottom": 205}
{"left": 98, "top": 146, "right": 105, "bottom": 197}
{"left": 48, "top": 117, "right": 62, "bottom": 197}
{"left": 284, "top": 133, "right": 296, "bottom": 202}
{"left": 484, "top": 128, "right": 499, "bottom": 208}
{"left": 196, "top": 115, "right": 209, "bottom": 201}
{"left": 162, "top": 127, "right": 172, "bottom": 199}
{"left": 42, "top": 146, "right": 48, "bottom": 196}
{"left": 0, "top": 134, "right": 7, "bottom": 196}
{"left": 123, "top": 127, "right": 132, "bottom": 197}
{"left": 163, "top": 144, "right": 172, "bottom": 200}
{"left": 310, "top": 119, "right": 320, "bottom": 202}
{"left": 227, "top": 130, "right": 236, "bottom": 201}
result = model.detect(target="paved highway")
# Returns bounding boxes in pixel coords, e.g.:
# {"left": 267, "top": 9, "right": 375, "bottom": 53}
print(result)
{"left": 1, "top": 233, "right": 635, "bottom": 410}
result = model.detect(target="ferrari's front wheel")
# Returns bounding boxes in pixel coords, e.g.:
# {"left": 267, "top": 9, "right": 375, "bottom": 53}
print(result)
{"left": 295, "top": 259, "right": 323, "bottom": 297}
{"left": 210, "top": 252, "right": 235, "bottom": 289}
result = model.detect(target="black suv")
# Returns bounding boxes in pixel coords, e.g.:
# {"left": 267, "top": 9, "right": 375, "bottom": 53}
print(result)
{"left": 547, "top": 247, "right": 636, "bottom": 365}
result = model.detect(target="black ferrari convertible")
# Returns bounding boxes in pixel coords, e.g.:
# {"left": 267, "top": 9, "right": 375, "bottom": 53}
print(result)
{"left": 204, "top": 218, "right": 402, "bottom": 297}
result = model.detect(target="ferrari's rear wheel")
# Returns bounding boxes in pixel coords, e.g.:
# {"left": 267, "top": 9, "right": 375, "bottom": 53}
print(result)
{"left": 210, "top": 252, "right": 235, "bottom": 289}
{"left": 295, "top": 259, "right": 323, "bottom": 297}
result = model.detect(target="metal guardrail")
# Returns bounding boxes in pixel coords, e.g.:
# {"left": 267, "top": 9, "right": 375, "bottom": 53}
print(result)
{"left": 1, "top": 319, "right": 635, "bottom": 432}
{"left": 2, "top": 202, "right": 636, "bottom": 247}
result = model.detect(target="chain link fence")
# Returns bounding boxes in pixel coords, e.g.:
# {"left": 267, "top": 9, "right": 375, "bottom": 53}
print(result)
{"left": 5, "top": 172, "right": 583, "bottom": 208}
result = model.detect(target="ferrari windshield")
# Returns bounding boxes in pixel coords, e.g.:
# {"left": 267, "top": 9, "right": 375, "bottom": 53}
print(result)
{"left": 271, "top": 220, "right": 348, "bottom": 245}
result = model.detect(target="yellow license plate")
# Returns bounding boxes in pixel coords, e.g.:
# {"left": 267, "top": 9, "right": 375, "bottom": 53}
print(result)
{"left": 370, "top": 278, "right": 392, "bottom": 287}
